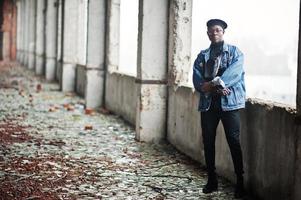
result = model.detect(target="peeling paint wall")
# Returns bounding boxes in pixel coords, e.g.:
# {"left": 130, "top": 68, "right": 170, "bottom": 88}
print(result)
{"left": 168, "top": 0, "right": 192, "bottom": 86}
{"left": 167, "top": 86, "right": 301, "bottom": 200}
{"left": 167, "top": 86, "right": 203, "bottom": 161}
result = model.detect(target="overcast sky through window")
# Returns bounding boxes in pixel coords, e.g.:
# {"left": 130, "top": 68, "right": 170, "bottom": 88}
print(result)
{"left": 191, "top": 0, "right": 299, "bottom": 106}
{"left": 119, "top": 0, "right": 139, "bottom": 76}
{"left": 118, "top": 0, "right": 299, "bottom": 106}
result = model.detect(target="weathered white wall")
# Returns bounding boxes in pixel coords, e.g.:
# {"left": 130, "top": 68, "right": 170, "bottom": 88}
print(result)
{"left": 167, "top": 87, "right": 203, "bottom": 161}
{"left": 105, "top": 73, "right": 137, "bottom": 124}
{"left": 168, "top": 0, "right": 192, "bottom": 86}
{"left": 242, "top": 100, "right": 299, "bottom": 200}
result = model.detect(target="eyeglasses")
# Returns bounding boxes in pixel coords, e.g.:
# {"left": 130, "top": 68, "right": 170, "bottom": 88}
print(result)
{"left": 207, "top": 28, "right": 224, "bottom": 35}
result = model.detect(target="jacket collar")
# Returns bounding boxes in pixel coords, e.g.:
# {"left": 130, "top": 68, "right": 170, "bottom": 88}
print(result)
{"left": 203, "top": 42, "right": 230, "bottom": 61}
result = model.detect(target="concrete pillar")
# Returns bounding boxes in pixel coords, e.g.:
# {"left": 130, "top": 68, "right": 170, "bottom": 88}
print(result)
{"left": 85, "top": 0, "right": 106, "bottom": 108}
{"left": 166, "top": 0, "right": 192, "bottom": 141}
{"left": 35, "top": 0, "right": 45, "bottom": 75}
{"left": 74, "top": 0, "right": 88, "bottom": 97}
{"left": 24, "top": 0, "right": 30, "bottom": 67}
{"left": 61, "top": 0, "right": 79, "bottom": 92}
{"left": 16, "top": 0, "right": 21, "bottom": 61}
{"left": 168, "top": 0, "right": 192, "bottom": 85}
{"left": 77, "top": 0, "right": 88, "bottom": 66}
{"left": 135, "top": 0, "right": 169, "bottom": 143}
{"left": 21, "top": 0, "right": 26, "bottom": 65}
{"left": 296, "top": 3, "right": 301, "bottom": 198}
{"left": 22, "top": 0, "right": 28, "bottom": 66}
{"left": 28, "top": 0, "right": 36, "bottom": 70}
{"left": 17, "top": 0, "right": 21, "bottom": 62}
{"left": 1, "top": 0, "right": 16, "bottom": 61}
{"left": 45, "top": 0, "right": 58, "bottom": 81}
{"left": 297, "top": 0, "right": 301, "bottom": 115}
{"left": 10, "top": 3, "right": 17, "bottom": 60}
{"left": 106, "top": 0, "right": 120, "bottom": 73}
{"left": 56, "top": 0, "right": 63, "bottom": 83}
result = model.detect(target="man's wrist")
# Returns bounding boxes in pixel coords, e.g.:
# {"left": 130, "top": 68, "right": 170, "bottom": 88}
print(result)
{"left": 209, "top": 81, "right": 215, "bottom": 89}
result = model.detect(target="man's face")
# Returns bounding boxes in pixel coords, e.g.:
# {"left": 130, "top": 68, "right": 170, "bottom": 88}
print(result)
{"left": 207, "top": 25, "right": 224, "bottom": 43}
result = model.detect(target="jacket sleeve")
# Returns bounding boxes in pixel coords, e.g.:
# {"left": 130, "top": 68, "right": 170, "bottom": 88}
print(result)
{"left": 192, "top": 52, "right": 206, "bottom": 94}
{"left": 220, "top": 47, "right": 244, "bottom": 88}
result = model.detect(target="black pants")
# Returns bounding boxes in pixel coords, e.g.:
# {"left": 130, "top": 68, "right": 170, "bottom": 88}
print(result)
{"left": 201, "top": 97, "right": 244, "bottom": 176}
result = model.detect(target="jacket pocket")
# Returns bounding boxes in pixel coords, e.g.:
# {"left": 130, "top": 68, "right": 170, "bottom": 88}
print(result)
{"left": 226, "top": 83, "right": 245, "bottom": 106}
{"left": 199, "top": 94, "right": 210, "bottom": 111}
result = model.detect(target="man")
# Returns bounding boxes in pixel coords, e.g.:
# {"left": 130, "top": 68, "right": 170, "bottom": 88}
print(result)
{"left": 192, "top": 19, "right": 246, "bottom": 198}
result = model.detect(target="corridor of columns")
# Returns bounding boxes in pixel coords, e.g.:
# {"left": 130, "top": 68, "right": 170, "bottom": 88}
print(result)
{"left": 0, "top": 62, "right": 251, "bottom": 199}
{"left": 1, "top": 0, "right": 301, "bottom": 199}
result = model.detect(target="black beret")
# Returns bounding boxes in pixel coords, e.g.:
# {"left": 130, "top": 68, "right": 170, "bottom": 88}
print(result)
{"left": 206, "top": 19, "right": 227, "bottom": 29}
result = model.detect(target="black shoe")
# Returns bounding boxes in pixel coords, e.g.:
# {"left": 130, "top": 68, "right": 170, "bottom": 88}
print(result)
{"left": 234, "top": 176, "right": 245, "bottom": 198}
{"left": 202, "top": 175, "right": 218, "bottom": 194}
{"left": 234, "top": 185, "right": 245, "bottom": 198}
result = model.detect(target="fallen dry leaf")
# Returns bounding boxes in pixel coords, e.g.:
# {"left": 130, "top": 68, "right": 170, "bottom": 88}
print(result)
{"left": 85, "top": 108, "right": 94, "bottom": 115}
{"left": 67, "top": 106, "right": 74, "bottom": 111}
{"left": 36, "top": 84, "right": 42, "bottom": 93}
{"left": 48, "top": 107, "right": 56, "bottom": 112}
{"left": 99, "top": 107, "right": 111, "bottom": 115}
{"left": 18, "top": 90, "right": 25, "bottom": 97}
{"left": 63, "top": 104, "right": 74, "bottom": 111}
{"left": 84, "top": 125, "right": 93, "bottom": 130}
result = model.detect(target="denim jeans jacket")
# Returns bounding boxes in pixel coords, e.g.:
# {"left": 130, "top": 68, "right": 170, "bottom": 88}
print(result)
{"left": 193, "top": 43, "right": 246, "bottom": 112}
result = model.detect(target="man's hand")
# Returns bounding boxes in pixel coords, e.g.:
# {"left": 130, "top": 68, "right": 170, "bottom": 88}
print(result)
{"left": 216, "top": 88, "right": 231, "bottom": 96}
{"left": 201, "top": 82, "right": 214, "bottom": 93}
